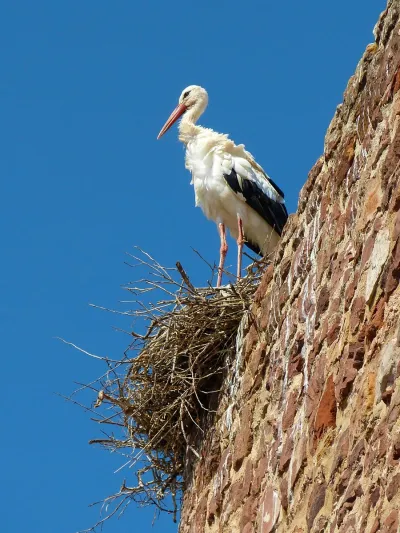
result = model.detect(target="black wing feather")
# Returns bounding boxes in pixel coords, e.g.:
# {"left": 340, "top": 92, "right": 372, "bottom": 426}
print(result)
{"left": 244, "top": 239, "right": 262, "bottom": 256}
{"left": 223, "top": 168, "right": 288, "bottom": 236}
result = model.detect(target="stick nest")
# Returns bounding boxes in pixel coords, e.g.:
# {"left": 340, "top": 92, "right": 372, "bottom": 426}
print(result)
{"left": 69, "top": 251, "right": 265, "bottom": 530}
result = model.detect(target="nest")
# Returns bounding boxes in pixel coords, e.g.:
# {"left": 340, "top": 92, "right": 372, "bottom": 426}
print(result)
{"left": 67, "top": 250, "right": 265, "bottom": 531}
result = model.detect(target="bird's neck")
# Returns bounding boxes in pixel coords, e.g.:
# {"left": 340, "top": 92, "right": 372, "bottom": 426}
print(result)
{"left": 178, "top": 101, "right": 206, "bottom": 144}
{"left": 178, "top": 118, "right": 202, "bottom": 144}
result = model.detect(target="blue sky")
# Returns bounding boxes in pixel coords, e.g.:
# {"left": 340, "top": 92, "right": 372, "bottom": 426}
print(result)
{"left": 1, "top": 1, "right": 384, "bottom": 532}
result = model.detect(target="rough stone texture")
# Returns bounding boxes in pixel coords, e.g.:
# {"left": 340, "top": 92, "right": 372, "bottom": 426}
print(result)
{"left": 179, "top": 2, "right": 400, "bottom": 532}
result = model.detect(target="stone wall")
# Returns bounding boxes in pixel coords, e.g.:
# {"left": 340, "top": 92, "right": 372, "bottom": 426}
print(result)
{"left": 179, "top": 2, "right": 400, "bottom": 532}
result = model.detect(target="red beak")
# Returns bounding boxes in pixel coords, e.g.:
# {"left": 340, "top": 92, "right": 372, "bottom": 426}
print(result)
{"left": 157, "top": 103, "right": 187, "bottom": 139}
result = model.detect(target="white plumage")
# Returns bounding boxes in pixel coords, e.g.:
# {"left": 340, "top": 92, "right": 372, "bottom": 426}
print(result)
{"left": 186, "top": 131, "right": 281, "bottom": 254}
{"left": 157, "top": 85, "right": 288, "bottom": 286}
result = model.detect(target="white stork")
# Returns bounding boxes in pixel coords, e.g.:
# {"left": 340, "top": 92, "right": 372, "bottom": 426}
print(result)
{"left": 157, "top": 85, "right": 288, "bottom": 287}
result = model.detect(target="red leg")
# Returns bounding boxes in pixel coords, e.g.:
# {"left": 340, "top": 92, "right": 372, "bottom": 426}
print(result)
{"left": 217, "top": 223, "right": 228, "bottom": 287}
{"left": 237, "top": 216, "right": 244, "bottom": 281}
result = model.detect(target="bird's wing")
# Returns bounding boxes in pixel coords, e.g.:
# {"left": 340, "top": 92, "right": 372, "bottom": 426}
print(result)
{"left": 219, "top": 141, "right": 288, "bottom": 236}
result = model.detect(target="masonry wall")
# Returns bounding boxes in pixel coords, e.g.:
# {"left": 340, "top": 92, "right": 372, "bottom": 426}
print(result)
{"left": 179, "top": 2, "right": 400, "bottom": 532}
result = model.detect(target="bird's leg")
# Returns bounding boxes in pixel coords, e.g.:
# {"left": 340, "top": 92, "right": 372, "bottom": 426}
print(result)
{"left": 236, "top": 215, "right": 244, "bottom": 281}
{"left": 217, "top": 223, "right": 228, "bottom": 288}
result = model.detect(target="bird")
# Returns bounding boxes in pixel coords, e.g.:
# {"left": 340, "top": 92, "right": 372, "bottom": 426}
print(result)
{"left": 157, "top": 85, "right": 288, "bottom": 287}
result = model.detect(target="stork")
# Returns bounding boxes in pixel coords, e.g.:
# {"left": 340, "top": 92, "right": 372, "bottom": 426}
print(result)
{"left": 157, "top": 85, "right": 288, "bottom": 287}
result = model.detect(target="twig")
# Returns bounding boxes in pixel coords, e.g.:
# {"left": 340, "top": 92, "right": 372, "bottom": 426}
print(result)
{"left": 175, "top": 261, "right": 197, "bottom": 295}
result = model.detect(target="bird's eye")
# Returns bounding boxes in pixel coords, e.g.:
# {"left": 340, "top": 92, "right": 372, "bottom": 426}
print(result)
{"left": 183, "top": 90, "right": 191, "bottom": 99}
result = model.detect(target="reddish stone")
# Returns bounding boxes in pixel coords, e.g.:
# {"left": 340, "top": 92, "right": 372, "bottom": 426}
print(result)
{"left": 394, "top": 209, "right": 400, "bottom": 239}
{"left": 242, "top": 370, "right": 253, "bottom": 397}
{"left": 325, "top": 129, "right": 341, "bottom": 161}
{"left": 336, "top": 468, "right": 351, "bottom": 498}
{"left": 282, "top": 391, "right": 299, "bottom": 431}
{"left": 306, "top": 353, "right": 327, "bottom": 417}
{"left": 207, "top": 494, "right": 219, "bottom": 524}
{"left": 382, "top": 237, "right": 400, "bottom": 298}
{"left": 335, "top": 214, "right": 346, "bottom": 243}
{"left": 315, "top": 285, "right": 330, "bottom": 325}
{"left": 392, "top": 67, "right": 400, "bottom": 95}
{"left": 278, "top": 280, "right": 290, "bottom": 310}
{"left": 291, "top": 242, "right": 307, "bottom": 281}
{"left": 268, "top": 438, "right": 280, "bottom": 471}
{"left": 334, "top": 145, "right": 353, "bottom": 188}
{"left": 244, "top": 324, "right": 258, "bottom": 361}
{"left": 313, "top": 374, "right": 337, "bottom": 446}
{"left": 298, "top": 157, "right": 324, "bottom": 209}
{"left": 194, "top": 494, "right": 208, "bottom": 533}
{"left": 360, "top": 233, "right": 376, "bottom": 269}
{"left": 348, "top": 438, "right": 366, "bottom": 468}
{"left": 252, "top": 455, "right": 267, "bottom": 496}
{"left": 344, "top": 278, "right": 356, "bottom": 310}
{"left": 319, "top": 241, "right": 333, "bottom": 282}
{"left": 242, "top": 459, "right": 253, "bottom": 496}
{"left": 318, "top": 317, "right": 329, "bottom": 346}
{"left": 378, "top": 427, "right": 390, "bottom": 459}
{"left": 369, "top": 484, "right": 380, "bottom": 507}
{"left": 386, "top": 473, "right": 400, "bottom": 501}
{"left": 279, "top": 434, "right": 294, "bottom": 473}
{"left": 306, "top": 340, "right": 323, "bottom": 377}
{"left": 369, "top": 519, "right": 380, "bottom": 533}
{"left": 331, "top": 251, "right": 345, "bottom": 287}
{"left": 218, "top": 448, "right": 232, "bottom": 491}
{"left": 349, "top": 296, "right": 366, "bottom": 333}
{"left": 372, "top": 216, "right": 383, "bottom": 234}
{"left": 327, "top": 314, "right": 341, "bottom": 346}
{"left": 381, "top": 117, "right": 400, "bottom": 188}
{"left": 365, "top": 297, "right": 386, "bottom": 344}
{"left": 388, "top": 400, "right": 400, "bottom": 428}
{"left": 290, "top": 445, "right": 306, "bottom": 491}
{"left": 382, "top": 510, "right": 399, "bottom": 533}
{"left": 271, "top": 365, "right": 283, "bottom": 391}
{"left": 335, "top": 342, "right": 365, "bottom": 403}
{"left": 254, "top": 265, "right": 273, "bottom": 304}
{"left": 388, "top": 177, "right": 400, "bottom": 216}
{"left": 364, "top": 423, "right": 389, "bottom": 474}
{"left": 287, "top": 335, "right": 305, "bottom": 379}
{"left": 279, "top": 255, "right": 292, "bottom": 283}
{"left": 201, "top": 438, "right": 221, "bottom": 488}
{"left": 260, "top": 487, "right": 281, "bottom": 533}
{"left": 339, "top": 480, "right": 363, "bottom": 525}
{"left": 319, "top": 193, "right": 330, "bottom": 221}
{"left": 345, "top": 193, "right": 357, "bottom": 227}
{"left": 298, "top": 279, "right": 310, "bottom": 323}
{"left": 336, "top": 135, "right": 356, "bottom": 186}
{"left": 279, "top": 476, "right": 289, "bottom": 511}
{"left": 329, "top": 297, "right": 341, "bottom": 315}
{"left": 365, "top": 181, "right": 382, "bottom": 219}
{"left": 307, "top": 482, "right": 327, "bottom": 531}
{"left": 255, "top": 374, "right": 266, "bottom": 397}
{"left": 248, "top": 341, "right": 266, "bottom": 378}
{"left": 230, "top": 459, "right": 253, "bottom": 511}
{"left": 392, "top": 432, "right": 400, "bottom": 460}
{"left": 250, "top": 496, "right": 261, "bottom": 527}
{"left": 233, "top": 404, "right": 253, "bottom": 470}
{"left": 330, "top": 428, "right": 350, "bottom": 477}
{"left": 259, "top": 295, "right": 273, "bottom": 331}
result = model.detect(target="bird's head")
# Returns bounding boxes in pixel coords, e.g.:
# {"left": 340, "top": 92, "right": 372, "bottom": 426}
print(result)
{"left": 157, "top": 85, "right": 208, "bottom": 139}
